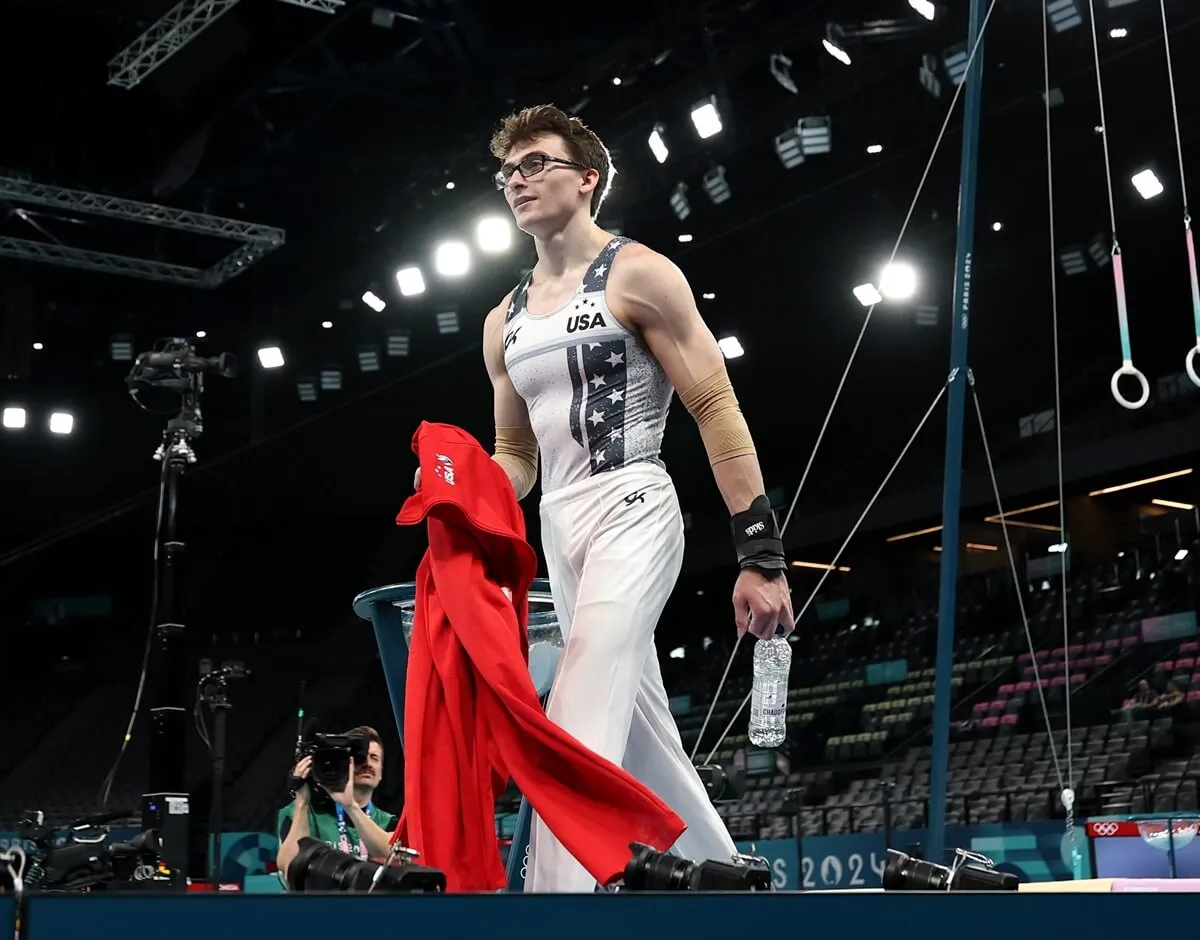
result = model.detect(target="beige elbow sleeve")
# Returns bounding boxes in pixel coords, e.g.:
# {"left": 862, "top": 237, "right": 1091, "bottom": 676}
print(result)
{"left": 493, "top": 425, "right": 539, "bottom": 500}
{"left": 677, "top": 369, "right": 757, "bottom": 466}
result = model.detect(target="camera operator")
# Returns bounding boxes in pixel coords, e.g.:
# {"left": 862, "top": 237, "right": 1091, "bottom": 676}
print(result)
{"left": 275, "top": 725, "right": 398, "bottom": 884}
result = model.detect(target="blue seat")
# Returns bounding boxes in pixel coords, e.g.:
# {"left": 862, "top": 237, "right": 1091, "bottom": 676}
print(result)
{"left": 352, "top": 578, "right": 562, "bottom": 891}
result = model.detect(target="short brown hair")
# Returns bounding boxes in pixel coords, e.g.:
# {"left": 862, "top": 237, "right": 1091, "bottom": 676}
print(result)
{"left": 489, "top": 104, "right": 615, "bottom": 218}
{"left": 347, "top": 725, "right": 383, "bottom": 749}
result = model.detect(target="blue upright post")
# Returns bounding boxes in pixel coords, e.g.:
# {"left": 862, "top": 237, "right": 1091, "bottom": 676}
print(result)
{"left": 927, "top": 0, "right": 987, "bottom": 867}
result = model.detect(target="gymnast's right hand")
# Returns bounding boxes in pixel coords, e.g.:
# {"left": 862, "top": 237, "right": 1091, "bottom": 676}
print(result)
{"left": 413, "top": 466, "right": 421, "bottom": 490}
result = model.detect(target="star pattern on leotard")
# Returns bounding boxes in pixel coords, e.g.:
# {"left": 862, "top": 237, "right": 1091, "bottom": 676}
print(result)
{"left": 579, "top": 338, "right": 628, "bottom": 472}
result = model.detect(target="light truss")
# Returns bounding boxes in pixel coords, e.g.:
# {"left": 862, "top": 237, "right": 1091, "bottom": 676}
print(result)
{"left": 107, "top": 0, "right": 345, "bottom": 90}
{"left": 276, "top": 0, "right": 345, "bottom": 12}
{"left": 107, "top": 0, "right": 245, "bottom": 90}
{"left": 0, "top": 175, "right": 285, "bottom": 289}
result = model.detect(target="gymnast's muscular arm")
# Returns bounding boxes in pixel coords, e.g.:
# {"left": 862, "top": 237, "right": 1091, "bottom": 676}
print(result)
{"left": 609, "top": 245, "right": 764, "bottom": 515}
{"left": 610, "top": 246, "right": 794, "bottom": 639}
{"left": 482, "top": 301, "right": 539, "bottom": 500}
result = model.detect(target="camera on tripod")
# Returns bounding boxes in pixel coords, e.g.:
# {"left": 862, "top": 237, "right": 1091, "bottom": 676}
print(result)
{"left": 291, "top": 728, "right": 372, "bottom": 806}
{"left": 15, "top": 810, "right": 171, "bottom": 892}
{"left": 620, "top": 842, "right": 773, "bottom": 892}
{"left": 882, "top": 847, "right": 1019, "bottom": 892}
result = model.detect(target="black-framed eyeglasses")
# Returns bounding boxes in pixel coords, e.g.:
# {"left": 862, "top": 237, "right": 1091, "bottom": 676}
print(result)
{"left": 493, "top": 153, "right": 588, "bottom": 190}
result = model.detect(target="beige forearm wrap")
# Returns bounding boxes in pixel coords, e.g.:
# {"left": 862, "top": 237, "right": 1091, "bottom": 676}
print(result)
{"left": 677, "top": 369, "right": 757, "bottom": 466}
{"left": 493, "top": 425, "right": 539, "bottom": 500}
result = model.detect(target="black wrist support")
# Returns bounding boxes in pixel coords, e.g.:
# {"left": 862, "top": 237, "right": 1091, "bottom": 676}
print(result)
{"left": 731, "top": 495, "right": 787, "bottom": 576}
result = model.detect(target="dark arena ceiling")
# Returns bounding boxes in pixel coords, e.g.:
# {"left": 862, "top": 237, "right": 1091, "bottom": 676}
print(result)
{"left": 1, "top": 0, "right": 1199, "bottom": 580}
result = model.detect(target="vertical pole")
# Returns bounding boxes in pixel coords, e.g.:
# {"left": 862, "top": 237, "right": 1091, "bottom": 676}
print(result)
{"left": 927, "top": 0, "right": 987, "bottom": 867}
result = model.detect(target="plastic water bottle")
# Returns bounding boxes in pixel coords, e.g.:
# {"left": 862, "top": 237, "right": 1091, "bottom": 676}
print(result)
{"left": 749, "top": 636, "right": 791, "bottom": 747}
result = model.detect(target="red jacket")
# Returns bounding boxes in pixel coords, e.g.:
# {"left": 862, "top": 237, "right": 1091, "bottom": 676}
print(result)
{"left": 391, "top": 422, "right": 686, "bottom": 892}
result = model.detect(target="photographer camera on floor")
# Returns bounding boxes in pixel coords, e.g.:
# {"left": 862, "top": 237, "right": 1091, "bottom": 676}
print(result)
{"left": 275, "top": 725, "right": 398, "bottom": 885}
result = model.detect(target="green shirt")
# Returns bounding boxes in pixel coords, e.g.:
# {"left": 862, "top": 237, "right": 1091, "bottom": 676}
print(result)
{"left": 276, "top": 800, "right": 398, "bottom": 886}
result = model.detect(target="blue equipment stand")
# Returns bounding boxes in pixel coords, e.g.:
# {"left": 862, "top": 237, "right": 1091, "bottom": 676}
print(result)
{"left": 928, "top": 0, "right": 987, "bottom": 867}
{"left": 352, "top": 578, "right": 563, "bottom": 893}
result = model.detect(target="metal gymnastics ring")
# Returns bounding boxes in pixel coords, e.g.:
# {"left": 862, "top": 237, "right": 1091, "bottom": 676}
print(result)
{"left": 1110, "top": 360, "right": 1150, "bottom": 410}
{"left": 1187, "top": 343, "right": 1200, "bottom": 388}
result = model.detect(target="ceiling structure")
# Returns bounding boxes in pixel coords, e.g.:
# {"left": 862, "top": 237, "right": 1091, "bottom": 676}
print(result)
{"left": 2, "top": 0, "right": 1199, "bottom": 564}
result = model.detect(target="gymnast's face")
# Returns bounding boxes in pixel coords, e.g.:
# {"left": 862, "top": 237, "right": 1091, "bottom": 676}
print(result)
{"left": 498, "top": 135, "right": 597, "bottom": 236}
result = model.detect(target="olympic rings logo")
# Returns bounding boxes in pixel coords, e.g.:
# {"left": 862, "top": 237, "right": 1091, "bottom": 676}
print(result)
{"left": 1092, "top": 822, "right": 1120, "bottom": 836}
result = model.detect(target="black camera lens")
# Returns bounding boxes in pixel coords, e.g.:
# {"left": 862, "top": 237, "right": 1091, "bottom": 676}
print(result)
{"left": 882, "top": 848, "right": 1019, "bottom": 892}
{"left": 286, "top": 838, "right": 445, "bottom": 893}
{"left": 624, "top": 844, "right": 698, "bottom": 890}
{"left": 882, "top": 849, "right": 952, "bottom": 891}
{"left": 621, "top": 843, "right": 772, "bottom": 892}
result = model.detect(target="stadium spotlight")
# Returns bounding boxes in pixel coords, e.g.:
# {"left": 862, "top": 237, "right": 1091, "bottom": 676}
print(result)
{"left": 769, "top": 54, "right": 798, "bottom": 94}
{"left": 436, "top": 310, "right": 460, "bottom": 335}
{"left": 320, "top": 366, "right": 343, "bottom": 391}
{"left": 395, "top": 266, "right": 426, "bottom": 297}
{"left": 49, "top": 411, "right": 74, "bottom": 435}
{"left": 702, "top": 166, "right": 731, "bottom": 205}
{"left": 387, "top": 330, "right": 411, "bottom": 357}
{"left": 1131, "top": 168, "right": 1164, "bottom": 200}
{"left": 915, "top": 303, "right": 939, "bottom": 327}
{"left": 690, "top": 96, "right": 723, "bottom": 139}
{"left": 434, "top": 240, "right": 470, "bottom": 277}
{"left": 919, "top": 53, "right": 943, "bottom": 99}
{"left": 823, "top": 25, "right": 851, "bottom": 65}
{"left": 1059, "top": 246, "right": 1088, "bottom": 276}
{"left": 800, "top": 117, "right": 832, "bottom": 155}
{"left": 257, "top": 346, "right": 285, "bottom": 369}
{"left": 2, "top": 406, "right": 27, "bottom": 429}
{"left": 357, "top": 344, "right": 381, "bottom": 373}
{"left": 297, "top": 377, "right": 317, "bottom": 402}
{"left": 361, "top": 290, "right": 386, "bottom": 312}
{"left": 943, "top": 42, "right": 968, "bottom": 85}
{"left": 854, "top": 283, "right": 883, "bottom": 306}
{"left": 774, "top": 125, "right": 805, "bottom": 169}
{"left": 909, "top": 0, "right": 936, "bottom": 20}
{"left": 717, "top": 336, "right": 744, "bottom": 359}
{"left": 1046, "top": 0, "right": 1082, "bottom": 32}
{"left": 648, "top": 123, "right": 669, "bottom": 163}
{"left": 476, "top": 217, "right": 513, "bottom": 253}
{"left": 669, "top": 182, "right": 691, "bottom": 220}
{"left": 110, "top": 334, "right": 135, "bottom": 361}
{"left": 880, "top": 262, "right": 918, "bottom": 301}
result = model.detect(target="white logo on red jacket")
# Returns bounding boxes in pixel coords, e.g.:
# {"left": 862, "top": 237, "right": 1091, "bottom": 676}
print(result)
{"left": 433, "top": 453, "right": 456, "bottom": 486}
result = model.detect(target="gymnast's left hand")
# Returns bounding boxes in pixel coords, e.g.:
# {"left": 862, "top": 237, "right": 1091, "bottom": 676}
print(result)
{"left": 733, "top": 568, "right": 795, "bottom": 640}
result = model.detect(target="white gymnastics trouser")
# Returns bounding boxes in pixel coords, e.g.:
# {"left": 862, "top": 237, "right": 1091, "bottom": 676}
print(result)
{"left": 524, "top": 461, "right": 738, "bottom": 893}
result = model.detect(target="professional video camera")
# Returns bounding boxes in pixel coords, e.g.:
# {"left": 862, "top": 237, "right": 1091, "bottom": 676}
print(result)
{"left": 16, "top": 810, "right": 172, "bottom": 892}
{"left": 289, "top": 725, "right": 372, "bottom": 808}
{"left": 620, "top": 842, "right": 773, "bottom": 892}
{"left": 285, "top": 838, "right": 446, "bottom": 893}
{"left": 882, "top": 847, "right": 1019, "bottom": 892}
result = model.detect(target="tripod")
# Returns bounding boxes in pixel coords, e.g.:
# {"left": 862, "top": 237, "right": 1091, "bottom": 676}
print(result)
{"left": 123, "top": 339, "right": 236, "bottom": 879}
{"left": 141, "top": 396, "right": 202, "bottom": 877}
{"left": 200, "top": 667, "right": 235, "bottom": 884}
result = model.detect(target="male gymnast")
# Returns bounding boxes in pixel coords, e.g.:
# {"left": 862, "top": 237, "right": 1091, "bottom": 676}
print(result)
{"left": 417, "top": 104, "right": 793, "bottom": 892}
